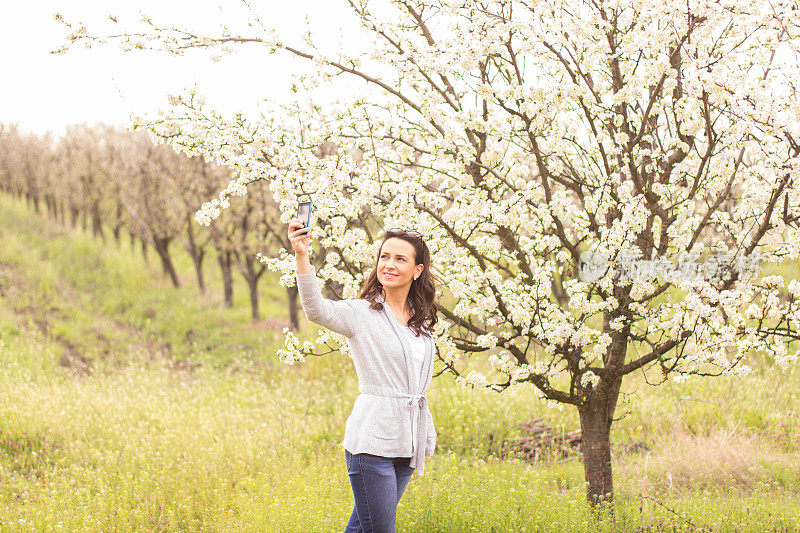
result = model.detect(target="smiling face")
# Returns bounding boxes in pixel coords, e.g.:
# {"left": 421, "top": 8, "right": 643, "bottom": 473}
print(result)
{"left": 377, "top": 237, "right": 424, "bottom": 289}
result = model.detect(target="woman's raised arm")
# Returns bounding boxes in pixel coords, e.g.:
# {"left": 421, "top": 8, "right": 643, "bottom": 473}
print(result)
{"left": 289, "top": 220, "right": 358, "bottom": 337}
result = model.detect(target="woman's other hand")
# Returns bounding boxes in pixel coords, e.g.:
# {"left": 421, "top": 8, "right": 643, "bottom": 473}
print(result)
{"left": 288, "top": 220, "right": 311, "bottom": 256}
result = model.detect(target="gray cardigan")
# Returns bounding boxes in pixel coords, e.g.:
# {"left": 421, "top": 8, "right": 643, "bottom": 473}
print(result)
{"left": 296, "top": 269, "right": 436, "bottom": 476}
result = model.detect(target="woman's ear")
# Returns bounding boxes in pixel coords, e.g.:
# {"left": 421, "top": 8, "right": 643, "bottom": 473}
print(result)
{"left": 414, "top": 264, "right": 424, "bottom": 280}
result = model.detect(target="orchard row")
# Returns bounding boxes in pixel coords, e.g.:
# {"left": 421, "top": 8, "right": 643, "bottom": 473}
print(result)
{"left": 0, "top": 123, "right": 307, "bottom": 326}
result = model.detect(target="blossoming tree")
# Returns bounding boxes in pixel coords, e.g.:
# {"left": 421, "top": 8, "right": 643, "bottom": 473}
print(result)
{"left": 63, "top": 0, "right": 800, "bottom": 503}
{"left": 0, "top": 124, "right": 53, "bottom": 217}
{"left": 55, "top": 124, "right": 129, "bottom": 242}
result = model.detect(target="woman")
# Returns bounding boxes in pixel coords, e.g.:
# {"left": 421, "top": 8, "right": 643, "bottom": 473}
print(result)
{"left": 288, "top": 220, "right": 438, "bottom": 533}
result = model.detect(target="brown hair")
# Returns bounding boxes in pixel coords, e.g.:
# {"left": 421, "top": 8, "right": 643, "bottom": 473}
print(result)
{"left": 359, "top": 229, "right": 437, "bottom": 337}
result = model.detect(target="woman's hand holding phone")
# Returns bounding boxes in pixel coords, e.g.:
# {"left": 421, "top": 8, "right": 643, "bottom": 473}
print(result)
{"left": 290, "top": 199, "right": 313, "bottom": 273}
{"left": 288, "top": 219, "right": 311, "bottom": 256}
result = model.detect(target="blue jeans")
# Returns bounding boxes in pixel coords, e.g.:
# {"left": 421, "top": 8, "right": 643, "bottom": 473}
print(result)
{"left": 344, "top": 450, "right": 415, "bottom": 533}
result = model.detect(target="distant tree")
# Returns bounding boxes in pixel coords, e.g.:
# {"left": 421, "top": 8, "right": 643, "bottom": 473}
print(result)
{"left": 187, "top": 170, "right": 294, "bottom": 323}
{"left": 0, "top": 125, "right": 52, "bottom": 215}
{"left": 210, "top": 220, "right": 237, "bottom": 308}
{"left": 140, "top": 106, "right": 304, "bottom": 326}
{"left": 227, "top": 189, "right": 270, "bottom": 321}
{"left": 97, "top": 126, "right": 132, "bottom": 244}
{"left": 157, "top": 151, "right": 228, "bottom": 294}
{"left": 55, "top": 127, "right": 92, "bottom": 230}
{"left": 56, "top": 124, "right": 129, "bottom": 241}
{"left": 121, "top": 133, "right": 184, "bottom": 287}
{"left": 0, "top": 124, "right": 20, "bottom": 197}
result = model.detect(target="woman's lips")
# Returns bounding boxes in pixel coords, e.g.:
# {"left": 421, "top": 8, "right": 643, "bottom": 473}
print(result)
{"left": 383, "top": 272, "right": 398, "bottom": 280}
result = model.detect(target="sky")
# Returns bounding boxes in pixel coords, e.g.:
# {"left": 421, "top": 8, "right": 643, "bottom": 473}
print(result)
{"left": 0, "top": 0, "right": 365, "bottom": 136}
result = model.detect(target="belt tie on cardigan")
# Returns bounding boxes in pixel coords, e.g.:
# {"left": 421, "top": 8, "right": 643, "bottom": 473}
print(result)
{"left": 359, "top": 385, "right": 428, "bottom": 475}
{"left": 404, "top": 394, "right": 423, "bottom": 408}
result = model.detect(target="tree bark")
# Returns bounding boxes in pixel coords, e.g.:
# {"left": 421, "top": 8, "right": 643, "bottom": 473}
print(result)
{"left": 69, "top": 205, "right": 80, "bottom": 228}
{"left": 191, "top": 250, "right": 206, "bottom": 293}
{"left": 45, "top": 195, "right": 55, "bottom": 220}
{"left": 91, "top": 202, "right": 105, "bottom": 242}
{"left": 218, "top": 251, "right": 234, "bottom": 308}
{"left": 182, "top": 215, "right": 206, "bottom": 293}
{"left": 286, "top": 284, "right": 300, "bottom": 331}
{"left": 578, "top": 375, "right": 622, "bottom": 506}
{"left": 153, "top": 236, "right": 180, "bottom": 287}
{"left": 246, "top": 273, "right": 260, "bottom": 321}
{"left": 236, "top": 251, "right": 264, "bottom": 321}
{"left": 114, "top": 204, "right": 124, "bottom": 244}
{"left": 141, "top": 238, "right": 149, "bottom": 265}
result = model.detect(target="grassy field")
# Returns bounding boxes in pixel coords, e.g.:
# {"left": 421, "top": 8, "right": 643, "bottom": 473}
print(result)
{"left": 1, "top": 192, "right": 799, "bottom": 532}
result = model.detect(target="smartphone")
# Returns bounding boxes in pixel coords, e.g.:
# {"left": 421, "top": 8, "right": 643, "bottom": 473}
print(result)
{"left": 296, "top": 200, "right": 312, "bottom": 228}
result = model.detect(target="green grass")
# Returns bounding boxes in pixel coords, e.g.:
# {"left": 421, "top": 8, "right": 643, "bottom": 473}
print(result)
{"left": 1, "top": 192, "right": 799, "bottom": 531}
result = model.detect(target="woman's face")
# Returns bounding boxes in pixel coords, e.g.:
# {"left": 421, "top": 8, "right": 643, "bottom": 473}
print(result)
{"left": 377, "top": 237, "right": 423, "bottom": 289}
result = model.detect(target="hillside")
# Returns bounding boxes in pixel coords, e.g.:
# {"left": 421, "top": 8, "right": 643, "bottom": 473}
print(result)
{"left": 1, "top": 193, "right": 799, "bottom": 532}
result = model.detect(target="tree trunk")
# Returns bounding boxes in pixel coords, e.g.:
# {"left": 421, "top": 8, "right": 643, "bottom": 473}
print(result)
{"left": 70, "top": 206, "right": 80, "bottom": 228}
{"left": 218, "top": 251, "right": 234, "bottom": 308}
{"left": 114, "top": 204, "right": 124, "bottom": 244}
{"left": 153, "top": 236, "right": 180, "bottom": 288}
{"left": 141, "top": 239, "right": 149, "bottom": 265}
{"left": 182, "top": 215, "right": 206, "bottom": 293}
{"left": 246, "top": 273, "right": 260, "bottom": 321}
{"left": 578, "top": 376, "right": 622, "bottom": 506}
{"left": 287, "top": 285, "right": 300, "bottom": 331}
{"left": 91, "top": 203, "right": 105, "bottom": 243}
{"left": 192, "top": 249, "right": 206, "bottom": 293}
{"left": 236, "top": 252, "right": 263, "bottom": 322}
